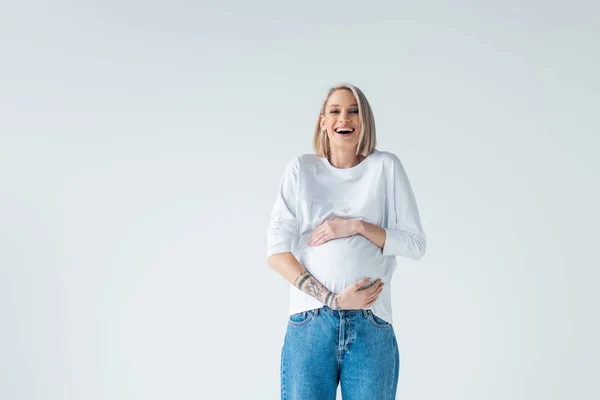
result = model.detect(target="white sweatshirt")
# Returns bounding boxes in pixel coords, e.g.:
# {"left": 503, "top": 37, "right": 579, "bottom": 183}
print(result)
{"left": 266, "top": 148, "right": 426, "bottom": 324}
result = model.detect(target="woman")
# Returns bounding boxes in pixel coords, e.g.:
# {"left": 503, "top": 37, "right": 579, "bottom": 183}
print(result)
{"left": 266, "top": 82, "right": 426, "bottom": 399}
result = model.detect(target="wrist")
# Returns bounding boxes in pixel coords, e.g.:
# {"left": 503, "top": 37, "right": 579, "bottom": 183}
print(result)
{"left": 332, "top": 294, "right": 342, "bottom": 310}
{"left": 354, "top": 220, "right": 364, "bottom": 235}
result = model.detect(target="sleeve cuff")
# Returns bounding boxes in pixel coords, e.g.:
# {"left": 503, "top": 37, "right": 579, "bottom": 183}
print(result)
{"left": 382, "top": 228, "right": 427, "bottom": 260}
{"left": 266, "top": 244, "right": 292, "bottom": 258}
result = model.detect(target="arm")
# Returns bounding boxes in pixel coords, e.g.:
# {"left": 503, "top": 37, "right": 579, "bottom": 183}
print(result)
{"left": 380, "top": 153, "right": 426, "bottom": 260}
{"left": 355, "top": 220, "right": 386, "bottom": 249}
{"left": 267, "top": 252, "right": 383, "bottom": 310}
{"left": 353, "top": 219, "right": 425, "bottom": 257}
{"left": 267, "top": 253, "right": 340, "bottom": 309}
{"left": 350, "top": 154, "right": 426, "bottom": 260}
{"left": 266, "top": 157, "right": 340, "bottom": 309}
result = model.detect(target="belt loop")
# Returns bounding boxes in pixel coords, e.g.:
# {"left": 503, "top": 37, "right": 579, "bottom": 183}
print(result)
{"left": 302, "top": 311, "right": 306, "bottom": 318}
{"left": 315, "top": 308, "right": 320, "bottom": 316}
{"left": 362, "top": 309, "right": 368, "bottom": 317}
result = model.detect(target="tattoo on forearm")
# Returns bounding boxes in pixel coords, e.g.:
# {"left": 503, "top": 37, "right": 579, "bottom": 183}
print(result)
{"left": 326, "top": 293, "right": 340, "bottom": 310}
{"left": 304, "top": 279, "right": 324, "bottom": 300}
{"left": 293, "top": 270, "right": 307, "bottom": 286}
{"left": 295, "top": 271, "right": 311, "bottom": 290}
{"left": 331, "top": 296, "right": 340, "bottom": 310}
{"left": 294, "top": 270, "right": 331, "bottom": 305}
{"left": 325, "top": 293, "right": 332, "bottom": 307}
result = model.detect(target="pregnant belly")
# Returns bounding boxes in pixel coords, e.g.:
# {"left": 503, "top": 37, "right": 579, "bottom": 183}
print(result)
{"left": 298, "top": 235, "right": 386, "bottom": 294}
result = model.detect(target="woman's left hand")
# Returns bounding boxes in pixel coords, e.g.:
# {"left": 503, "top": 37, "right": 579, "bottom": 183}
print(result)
{"left": 308, "top": 217, "right": 361, "bottom": 247}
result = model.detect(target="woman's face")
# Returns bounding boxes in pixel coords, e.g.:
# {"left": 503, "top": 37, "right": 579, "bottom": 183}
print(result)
{"left": 320, "top": 89, "right": 361, "bottom": 152}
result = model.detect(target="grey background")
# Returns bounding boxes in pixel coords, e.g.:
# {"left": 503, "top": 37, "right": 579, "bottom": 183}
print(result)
{"left": 1, "top": 1, "right": 598, "bottom": 399}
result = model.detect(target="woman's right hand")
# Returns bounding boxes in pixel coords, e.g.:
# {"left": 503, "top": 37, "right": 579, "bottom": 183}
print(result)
{"left": 335, "top": 277, "right": 384, "bottom": 310}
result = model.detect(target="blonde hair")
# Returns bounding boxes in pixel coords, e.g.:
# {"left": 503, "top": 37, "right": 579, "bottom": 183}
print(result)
{"left": 312, "top": 82, "right": 377, "bottom": 158}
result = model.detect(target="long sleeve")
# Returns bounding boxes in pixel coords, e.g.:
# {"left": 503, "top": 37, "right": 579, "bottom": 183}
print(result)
{"left": 266, "top": 157, "right": 300, "bottom": 258}
{"left": 381, "top": 153, "right": 427, "bottom": 260}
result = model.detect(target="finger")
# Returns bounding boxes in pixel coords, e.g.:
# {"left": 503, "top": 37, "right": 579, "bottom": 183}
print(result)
{"left": 365, "top": 298, "right": 377, "bottom": 307}
{"left": 354, "top": 277, "right": 371, "bottom": 290}
{"left": 358, "top": 278, "right": 379, "bottom": 288}
{"left": 308, "top": 231, "right": 321, "bottom": 246}
{"left": 314, "top": 230, "right": 327, "bottom": 242}
{"left": 313, "top": 225, "right": 324, "bottom": 236}
{"left": 361, "top": 279, "right": 381, "bottom": 294}
{"left": 313, "top": 234, "right": 331, "bottom": 247}
{"left": 310, "top": 229, "right": 328, "bottom": 246}
{"left": 308, "top": 224, "right": 325, "bottom": 241}
{"left": 373, "top": 279, "right": 384, "bottom": 289}
{"left": 365, "top": 287, "right": 383, "bottom": 304}
{"left": 367, "top": 285, "right": 384, "bottom": 301}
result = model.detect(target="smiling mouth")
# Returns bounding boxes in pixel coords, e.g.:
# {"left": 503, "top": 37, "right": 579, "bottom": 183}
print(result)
{"left": 334, "top": 128, "right": 355, "bottom": 135}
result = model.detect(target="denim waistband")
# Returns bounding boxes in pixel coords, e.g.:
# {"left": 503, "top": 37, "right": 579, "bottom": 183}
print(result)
{"left": 309, "top": 305, "right": 372, "bottom": 318}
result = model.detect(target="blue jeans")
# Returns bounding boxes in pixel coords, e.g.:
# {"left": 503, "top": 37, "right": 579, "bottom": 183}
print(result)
{"left": 281, "top": 306, "right": 400, "bottom": 399}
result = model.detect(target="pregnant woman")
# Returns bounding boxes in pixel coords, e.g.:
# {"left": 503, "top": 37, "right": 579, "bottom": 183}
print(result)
{"left": 266, "top": 82, "right": 427, "bottom": 400}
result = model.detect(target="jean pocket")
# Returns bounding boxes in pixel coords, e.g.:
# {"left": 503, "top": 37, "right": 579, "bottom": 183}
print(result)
{"left": 368, "top": 312, "right": 392, "bottom": 328}
{"left": 288, "top": 310, "right": 314, "bottom": 326}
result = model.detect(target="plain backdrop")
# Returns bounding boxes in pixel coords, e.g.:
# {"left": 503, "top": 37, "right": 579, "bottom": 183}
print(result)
{"left": 1, "top": 1, "right": 599, "bottom": 399}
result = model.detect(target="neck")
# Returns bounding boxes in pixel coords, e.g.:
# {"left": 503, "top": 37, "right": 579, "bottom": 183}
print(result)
{"left": 328, "top": 148, "right": 364, "bottom": 169}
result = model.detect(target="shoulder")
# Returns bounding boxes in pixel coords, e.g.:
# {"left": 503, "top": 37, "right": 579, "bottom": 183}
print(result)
{"left": 292, "top": 153, "right": 321, "bottom": 172}
{"left": 371, "top": 149, "right": 403, "bottom": 169}
{"left": 281, "top": 153, "right": 320, "bottom": 174}
{"left": 298, "top": 153, "right": 321, "bottom": 166}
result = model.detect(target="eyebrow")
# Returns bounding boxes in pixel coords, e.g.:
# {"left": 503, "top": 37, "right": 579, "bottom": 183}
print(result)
{"left": 328, "top": 104, "right": 358, "bottom": 107}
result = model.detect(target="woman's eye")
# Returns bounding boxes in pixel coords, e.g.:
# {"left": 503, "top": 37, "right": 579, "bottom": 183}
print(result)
{"left": 330, "top": 110, "right": 358, "bottom": 114}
